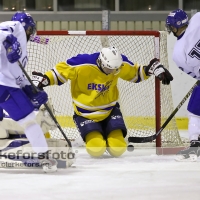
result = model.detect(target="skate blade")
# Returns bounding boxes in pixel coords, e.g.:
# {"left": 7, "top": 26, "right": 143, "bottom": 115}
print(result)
{"left": 175, "top": 154, "right": 197, "bottom": 162}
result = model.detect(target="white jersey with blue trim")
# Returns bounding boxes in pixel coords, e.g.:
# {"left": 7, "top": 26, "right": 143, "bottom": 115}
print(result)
{"left": 172, "top": 12, "right": 200, "bottom": 79}
{"left": 0, "top": 21, "right": 28, "bottom": 88}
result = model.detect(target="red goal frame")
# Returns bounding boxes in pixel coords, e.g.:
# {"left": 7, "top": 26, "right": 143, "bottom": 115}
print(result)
{"left": 36, "top": 30, "right": 183, "bottom": 154}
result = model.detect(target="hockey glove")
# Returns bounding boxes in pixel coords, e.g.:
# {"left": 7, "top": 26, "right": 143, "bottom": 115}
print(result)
{"left": 3, "top": 34, "right": 22, "bottom": 63}
{"left": 32, "top": 71, "right": 50, "bottom": 89}
{"left": 22, "top": 85, "right": 48, "bottom": 108}
{"left": 144, "top": 58, "right": 173, "bottom": 85}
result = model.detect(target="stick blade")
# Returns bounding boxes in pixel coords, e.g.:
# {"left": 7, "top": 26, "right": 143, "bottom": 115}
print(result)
{"left": 128, "top": 135, "right": 156, "bottom": 143}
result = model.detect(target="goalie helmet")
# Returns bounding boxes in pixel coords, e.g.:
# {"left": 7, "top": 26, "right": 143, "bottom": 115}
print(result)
{"left": 99, "top": 46, "right": 123, "bottom": 70}
{"left": 11, "top": 11, "right": 36, "bottom": 40}
{"left": 165, "top": 9, "right": 188, "bottom": 33}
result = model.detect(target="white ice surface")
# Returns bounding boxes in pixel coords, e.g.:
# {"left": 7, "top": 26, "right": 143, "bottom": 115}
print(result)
{"left": 0, "top": 131, "right": 199, "bottom": 200}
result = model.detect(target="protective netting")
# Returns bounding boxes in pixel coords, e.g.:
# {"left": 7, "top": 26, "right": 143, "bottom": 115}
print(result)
{"left": 26, "top": 31, "right": 183, "bottom": 147}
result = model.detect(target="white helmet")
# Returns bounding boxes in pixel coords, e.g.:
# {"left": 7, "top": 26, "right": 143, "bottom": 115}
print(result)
{"left": 99, "top": 46, "right": 123, "bottom": 69}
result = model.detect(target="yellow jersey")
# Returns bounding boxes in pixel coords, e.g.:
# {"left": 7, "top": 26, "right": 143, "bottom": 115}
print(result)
{"left": 45, "top": 53, "right": 149, "bottom": 122}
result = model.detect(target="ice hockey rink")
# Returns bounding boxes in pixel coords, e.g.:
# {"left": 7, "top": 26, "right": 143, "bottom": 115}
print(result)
{"left": 0, "top": 130, "right": 199, "bottom": 200}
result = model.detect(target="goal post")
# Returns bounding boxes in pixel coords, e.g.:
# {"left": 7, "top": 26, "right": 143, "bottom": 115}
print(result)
{"left": 27, "top": 30, "right": 185, "bottom": 154}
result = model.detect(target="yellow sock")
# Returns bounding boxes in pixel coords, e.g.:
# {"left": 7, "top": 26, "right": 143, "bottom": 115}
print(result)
{"left": 107, "top": 129, "right": 127, "bottom": 157}
{"left": 85, "top": 131, "right": 106, "bottom": 157}
{"left": 44, "top": 132, "right": 51, "bottom": 138}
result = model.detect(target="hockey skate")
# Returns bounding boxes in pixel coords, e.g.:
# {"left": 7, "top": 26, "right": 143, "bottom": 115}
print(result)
{"left": 175, "top": 140, "right": 200, "bottom": 162}
{"left": 38, "top": 151, "right": 58, "bottom": 173}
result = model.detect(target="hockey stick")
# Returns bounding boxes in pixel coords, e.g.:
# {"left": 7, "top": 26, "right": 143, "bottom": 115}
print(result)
{"left": 17, "top": 61, "right": 72, "bottom": 148}
{"left": 128, "top": 80, "right": 200, "bottom": 143}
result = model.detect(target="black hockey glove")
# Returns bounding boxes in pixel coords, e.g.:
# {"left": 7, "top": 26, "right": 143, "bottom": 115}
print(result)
{"left": 144, "top": 58, "right": 173, "bottom": 85}
{"left": 32, "top": 71, "right": 50, "bottom": 89}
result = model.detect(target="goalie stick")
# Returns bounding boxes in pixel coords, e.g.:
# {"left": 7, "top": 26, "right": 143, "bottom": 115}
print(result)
{"left": 17, "top": 61, "right": 72, "bottom": 148}
{"left": 128, "top": 80, "right": 200, "bottom": 143}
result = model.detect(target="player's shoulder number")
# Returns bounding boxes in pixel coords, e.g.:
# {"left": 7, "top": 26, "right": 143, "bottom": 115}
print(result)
{"left": 188, "top": 40, "right": 200, "bottom": 60}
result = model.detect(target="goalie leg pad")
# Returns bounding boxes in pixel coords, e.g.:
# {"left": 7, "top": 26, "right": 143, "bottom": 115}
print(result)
{"left": 0, "top": 98, "right": 57, "bottom": 138}
{"left": 107, "top": 129, "right": 127, "bottom": 157}
{"left": 0, "top": 138, "right": 74, "bottom": 169}
{"left": 46, "top": 139, "right": 75, "bottom": 168}
{"left": 187, "top": 85, "right": 200, "bottom": 116}
{"left": 0, "top": 85, "right": 34, "bottom": 121}
{"left": 0, "top": 127, "right": 9, "bottom": 139}
{"left": 35, "top": 99, "right": 57, "bottom": 134}
{"left": 85, "top": 131, "right": 106, "bottom": 157}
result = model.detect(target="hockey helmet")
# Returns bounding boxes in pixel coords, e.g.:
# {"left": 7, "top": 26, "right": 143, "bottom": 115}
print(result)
{"left": 165, "top": 9, "right": 188, "bottom": 33}
{"left": 11, "top": 11, "right": 36, "bottom": 39}
{"left": 99, "top": 46, "right": 123, "bottom": 70}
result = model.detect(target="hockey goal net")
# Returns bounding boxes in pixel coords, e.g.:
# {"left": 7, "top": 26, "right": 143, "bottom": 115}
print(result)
{"left": 27, "top": 30, "right": 184, "bottom": 152}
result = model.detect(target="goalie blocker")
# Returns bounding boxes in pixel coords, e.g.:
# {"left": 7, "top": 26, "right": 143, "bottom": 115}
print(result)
{"left": 0, "top": 99, "right": 75, "bottom": 169}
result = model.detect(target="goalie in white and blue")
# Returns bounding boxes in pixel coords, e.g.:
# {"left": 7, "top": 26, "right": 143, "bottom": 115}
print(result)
{"left": 166, "top": 9, "right": 200, "bottom": 161}
{"left": 0, "top": 12, "right": 58, "bottom": 172}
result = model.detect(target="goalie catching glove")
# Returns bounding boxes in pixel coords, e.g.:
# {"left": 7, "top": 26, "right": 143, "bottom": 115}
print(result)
{"left": 144, "top": 58, "right": 173, "bottom": 85}
{"left": 32, "top": 71, "right": 50, "bottom": 89}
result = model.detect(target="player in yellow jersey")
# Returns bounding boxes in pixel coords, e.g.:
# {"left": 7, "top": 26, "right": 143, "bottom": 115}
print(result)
{"left": 32, "top": 46, "right": 173, "bottom": 158}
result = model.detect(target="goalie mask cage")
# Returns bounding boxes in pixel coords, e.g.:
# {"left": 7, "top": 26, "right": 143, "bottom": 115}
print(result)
{"left": 27, "top": 30, "right": 185, "bottom": 154}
